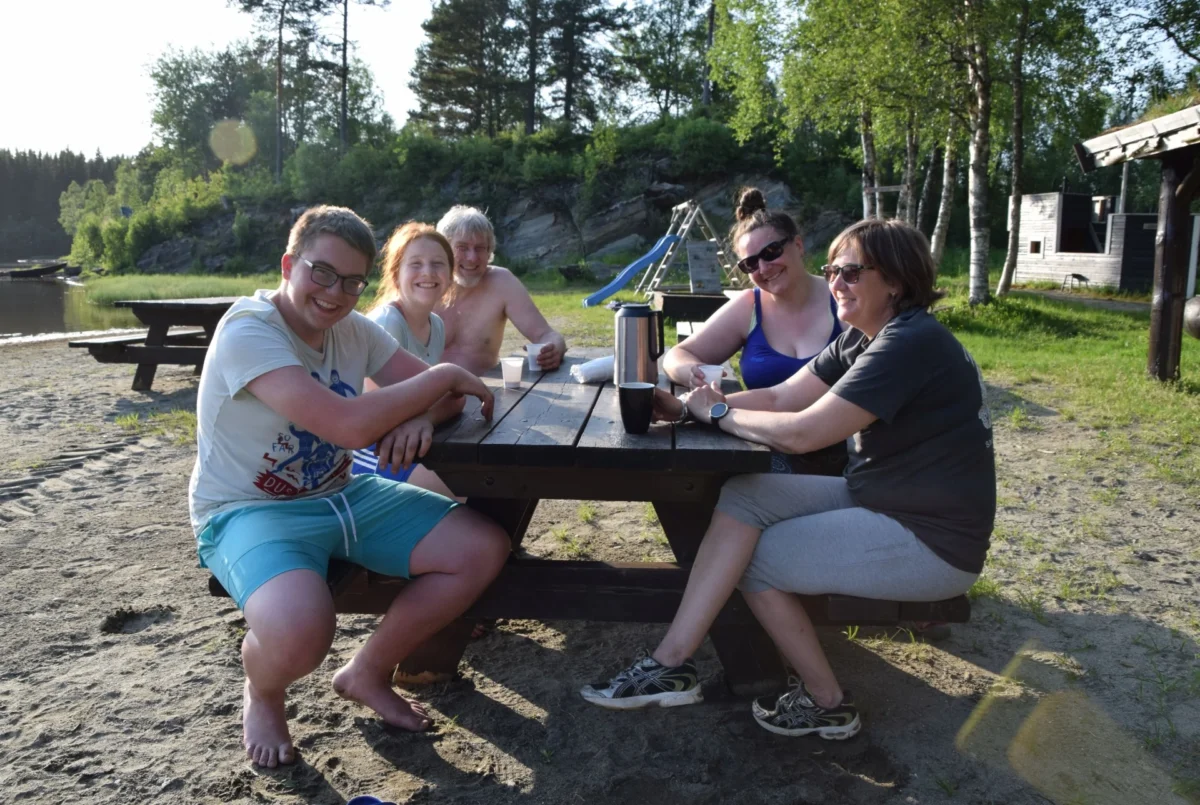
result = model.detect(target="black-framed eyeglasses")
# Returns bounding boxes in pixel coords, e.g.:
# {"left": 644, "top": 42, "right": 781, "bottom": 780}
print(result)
{"left": 298, "top": 256, "right": 368, "bottom": 297}
{"left": 821, "top": 263, "right": 875, "bottom": 284}
{"left": 737, "top": 237, "right": 790, "bottom": 274}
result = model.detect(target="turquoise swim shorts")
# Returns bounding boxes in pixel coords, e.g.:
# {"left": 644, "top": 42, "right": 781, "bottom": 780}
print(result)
{"left": 197, "top": 474, "right": 459, "bottom": 608}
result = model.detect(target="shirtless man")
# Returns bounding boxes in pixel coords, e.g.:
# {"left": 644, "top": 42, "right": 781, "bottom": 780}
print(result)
{"left": 435, "top": 205, "right": 567, "bottom": 374}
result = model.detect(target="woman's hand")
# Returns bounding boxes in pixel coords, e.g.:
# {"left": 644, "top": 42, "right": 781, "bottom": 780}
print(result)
{"left": 377, "top": 416, "right": 435, "bottom": 473}
{"left": 686, "top": 383, "right": 727, "bottom": 424}
{"left": 687, "top": 364, "right": 725, "bottom": 389}
{"left": 651, "top": 387, "right": 685, "bottom": 422}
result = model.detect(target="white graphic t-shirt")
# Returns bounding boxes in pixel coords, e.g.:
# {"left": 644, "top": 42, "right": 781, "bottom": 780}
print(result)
{"left": 188, "top": 290, "right": 399, "bottom": 534}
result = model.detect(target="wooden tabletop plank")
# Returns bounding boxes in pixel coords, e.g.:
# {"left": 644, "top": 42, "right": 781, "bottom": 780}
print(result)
{"left": 426, "top": 363, "right": 538, "bottom": 466}
{"left": 575, "top": 382, "right": 674, "bottom": 470}
{"left": 114, "top": 297, "right": 238, "bottom": 309}
{"left": 479, "top": 355, "right": 604, "bottom": 467}
{"left": 670, "top": 378, "right": 772, "bottom": 473}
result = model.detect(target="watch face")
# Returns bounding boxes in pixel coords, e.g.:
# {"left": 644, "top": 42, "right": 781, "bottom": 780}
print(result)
{"left": 710, "top": 402, "right": 730, "bottom": 420}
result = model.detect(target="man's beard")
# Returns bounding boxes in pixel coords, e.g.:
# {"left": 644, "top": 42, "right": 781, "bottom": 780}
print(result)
{"left": 455, "top": 266, "right": 486, "bottom": 288}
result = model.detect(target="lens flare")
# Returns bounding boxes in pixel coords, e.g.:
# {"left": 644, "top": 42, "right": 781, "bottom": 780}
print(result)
{"left": 208, "top": 120, "right": 256, "bottom": 166}
{"left": 956, "top": 641, "right": 1186, "bottom": 804}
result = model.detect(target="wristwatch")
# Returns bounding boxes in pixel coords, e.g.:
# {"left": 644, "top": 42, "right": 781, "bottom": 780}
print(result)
{"left": 709, "top": 402, "right": 730, "bottom": 426}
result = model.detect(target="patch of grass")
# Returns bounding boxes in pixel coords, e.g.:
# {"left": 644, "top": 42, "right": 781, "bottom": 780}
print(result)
{"left": 968, "top": 574, "right": 1002, "bottom": 601}
{"left": 843, "top": 625, "right": 860, "bottom": 641}
{"left": 642, "top": 502, "right": 659, "bottom": 526}
{"left": 1016, "top": 590, "right": 1049, "bottom": 625}
{"left": 1005, "top": 405, "right": 1041, "bottom": 431}
{"left": 1089, "top": 486, "right": 1120, "bottom": 506}
{"left": 85, "top": 273, "right": 284, "bottom": 307}
{"left": 934, "top": 776, "right": 957, "bottom": 796}
{"left": 550, "top": 526, "right": 570, "bottom": 544}
{"left": 113, "top": 409, "right": 197, "bottom": 444}
{"left": 577, "top": 502, "right": 597, "bottom": 524}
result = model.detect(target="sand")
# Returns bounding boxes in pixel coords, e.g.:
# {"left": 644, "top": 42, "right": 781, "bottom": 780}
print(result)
{"left": 1, "top": 336, "right": 1197, "bottom": 805}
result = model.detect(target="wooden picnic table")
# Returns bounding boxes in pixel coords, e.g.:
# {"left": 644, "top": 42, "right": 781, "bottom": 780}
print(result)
{"left": 71, "top": 297, "right": 236, "bottom": 391}
{"left": 297, "top": 351, "right": 969, "bottom": 694}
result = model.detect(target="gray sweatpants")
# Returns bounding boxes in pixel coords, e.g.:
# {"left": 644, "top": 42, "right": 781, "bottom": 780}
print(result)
{"left": 717, "top": 474, "right": 978, "bottom": 599}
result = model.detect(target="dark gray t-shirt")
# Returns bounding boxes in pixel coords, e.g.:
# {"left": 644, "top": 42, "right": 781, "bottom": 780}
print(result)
{"left": 808, "top": 307, "right": 995, "bottom": 573}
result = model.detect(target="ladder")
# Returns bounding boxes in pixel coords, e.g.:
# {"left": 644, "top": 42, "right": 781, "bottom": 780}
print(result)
{"left": 634, "top": 200, "right": 743, "bottom": 296}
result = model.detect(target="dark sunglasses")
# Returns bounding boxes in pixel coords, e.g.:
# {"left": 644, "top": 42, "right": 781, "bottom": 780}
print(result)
{"left": 737, "top": 238, "right": 790, "bottom": 274}
{"left": 299, "top": 256, "right": 368, "bottom": 297}
{"left": 821, "top": 263, "right": 875, "bottom": 284}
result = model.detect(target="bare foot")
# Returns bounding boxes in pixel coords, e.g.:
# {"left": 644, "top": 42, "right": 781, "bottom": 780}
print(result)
{"left": 332, "top": 660, "right": 432, "bottom": 731}
{"left": 243, "top": 679, "right": 295, "bottom": 768}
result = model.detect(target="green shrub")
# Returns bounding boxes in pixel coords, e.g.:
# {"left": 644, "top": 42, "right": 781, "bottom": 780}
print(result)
{"left": 522, "top": 151, "right": 576, "bottom": 186}
{"left": 68, "top": 215, "right": 106, "bottom": 267}
{"left": 100, "top": 217, "right": 132, "bottom": 270}
{"left": 285, "top": 143, "right": 338, "bottom": 202}
{"left": 126, "top": 209, "right": 162, "bottom": 258}
{"left": 232, "top": 209, "right": 253, "bottom": 252}
{"left": 395, "top": 125, "right": 454, "bottom": 192}
{"left": 669, "top": 118, "right": 737, "bottom": 177}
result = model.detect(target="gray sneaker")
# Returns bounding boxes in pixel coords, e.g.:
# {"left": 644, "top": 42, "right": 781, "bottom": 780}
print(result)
{"left": 580, "top": 653, "right": 703, "bottom": 710}
{"left": 752, "top": 677, "right": 860, "bottom": 739}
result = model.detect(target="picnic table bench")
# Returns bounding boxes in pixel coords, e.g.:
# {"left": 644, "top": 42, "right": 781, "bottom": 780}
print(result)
{"left": 70, "top": 297, "right": 236, "bottom": 391}
{"left": 207, "top": 351, "right": 969, "bottom": 694}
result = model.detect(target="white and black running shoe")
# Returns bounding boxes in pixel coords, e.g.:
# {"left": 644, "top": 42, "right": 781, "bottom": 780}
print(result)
{"left": 580, "top": 653, "right": 703, "bottom": 710}
{"left": 752, "top": 677, "right": 861, "bottom": 739}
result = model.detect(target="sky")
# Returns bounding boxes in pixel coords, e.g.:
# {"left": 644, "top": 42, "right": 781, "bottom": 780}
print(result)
{"left": 0, "top": 0, "right": 433, "bottom": 158}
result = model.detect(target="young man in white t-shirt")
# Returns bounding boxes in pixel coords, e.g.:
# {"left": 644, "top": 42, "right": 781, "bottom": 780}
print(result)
{"left": 189, "top": 205, "right": 510, "bottom": 768}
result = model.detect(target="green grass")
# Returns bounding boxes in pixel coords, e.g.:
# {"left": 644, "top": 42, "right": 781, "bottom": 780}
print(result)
{"left": 84, "top": 273, "right": 284, "bottom": 306}
{"left": 577, "top": 502, "right": 597, "bottom": 524}
{"left": 114, "top": 409, "right": 198, "bottom": 445}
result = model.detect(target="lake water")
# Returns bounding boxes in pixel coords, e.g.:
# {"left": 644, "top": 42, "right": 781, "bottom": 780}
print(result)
{"left": 0, "top": 278, "right": 138, "bottom": 338}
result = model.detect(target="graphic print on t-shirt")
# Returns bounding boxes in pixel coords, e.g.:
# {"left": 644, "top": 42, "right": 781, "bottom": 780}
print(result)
{"left": 253, "top": 370, "right": 356, "bottom": 497}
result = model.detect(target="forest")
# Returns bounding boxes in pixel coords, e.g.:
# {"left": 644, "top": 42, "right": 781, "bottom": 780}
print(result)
{"left": 4, "top": 0, "right": 1197, "bottom": 301}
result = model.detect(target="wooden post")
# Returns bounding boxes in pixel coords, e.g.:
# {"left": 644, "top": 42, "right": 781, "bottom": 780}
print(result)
{"left": 1147, "top": 147, "right": 1198, "bottom": 381}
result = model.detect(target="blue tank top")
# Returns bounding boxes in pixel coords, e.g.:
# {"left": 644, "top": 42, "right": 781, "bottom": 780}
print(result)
{"left": 740, "top": 288, "right": 842, "bottom": 389}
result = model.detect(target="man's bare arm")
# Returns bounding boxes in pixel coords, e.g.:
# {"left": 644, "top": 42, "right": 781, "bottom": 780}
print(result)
{"left": 495, "top": 267, "right": 567, "bottom": 368}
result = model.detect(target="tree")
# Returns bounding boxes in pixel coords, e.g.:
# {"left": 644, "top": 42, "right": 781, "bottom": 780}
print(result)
{"left": 548, "top": 0, "right": 627, "bottom": 129}
{"left": 334, "top": 0, "right": 389, "bottom": 152}
{"left": 512, "top": 0, "right": 554, "bottom": 133}
{"left": 996, "top": 0, "right": 1101, "bottom": 296}
{"left": 618, "top": 0, "right": 707, "bottom": 120}
{"left": 149, "top": 43, "right": 274, "bottom": 172}
{"left": 409, "top": 0, "right": 518, "bottom": 136}
{"left": 230, "top": 0, "right": 335, "bottom": 180}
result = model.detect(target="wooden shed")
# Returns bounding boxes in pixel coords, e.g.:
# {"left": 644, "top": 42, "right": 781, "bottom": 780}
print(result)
{"left": 1010, "top": 191, "right": 1199, "bottom": 294}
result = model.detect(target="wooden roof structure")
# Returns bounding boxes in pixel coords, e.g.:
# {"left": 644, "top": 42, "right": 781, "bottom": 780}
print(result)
{"left": 1074, "top": 105, "right": 1200, "bottom": 381}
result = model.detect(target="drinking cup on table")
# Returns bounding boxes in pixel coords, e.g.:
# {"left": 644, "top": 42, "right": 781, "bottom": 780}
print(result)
{"left": 618, "top": 382, "right": 655, "bottom": 435}
{"left": 527, "top": 343, "right": 548, "bottom": 370}
{"left": 698, "top": 364, "right": 725, "bottom": 387}
{"left": 501, "top": 357, "right": 524, "bottom": 389}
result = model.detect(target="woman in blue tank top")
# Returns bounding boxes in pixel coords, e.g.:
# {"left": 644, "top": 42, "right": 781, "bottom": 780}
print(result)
{"left": 662, "top": 188, "right": 846, "bottom": 474}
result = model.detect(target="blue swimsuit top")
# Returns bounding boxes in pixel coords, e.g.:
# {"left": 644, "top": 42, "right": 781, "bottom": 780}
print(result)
{"left": 739, "top": 288, "right": 842, "bottom": 389}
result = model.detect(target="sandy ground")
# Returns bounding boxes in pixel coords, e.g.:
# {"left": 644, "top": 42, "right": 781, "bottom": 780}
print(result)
{"left": 1, "top": 336, "right": 1198, "bottom": 805}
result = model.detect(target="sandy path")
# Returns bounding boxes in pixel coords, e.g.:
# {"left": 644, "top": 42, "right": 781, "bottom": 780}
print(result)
{"left": 0, "top": 339, "right": 1196, "bottom": 804}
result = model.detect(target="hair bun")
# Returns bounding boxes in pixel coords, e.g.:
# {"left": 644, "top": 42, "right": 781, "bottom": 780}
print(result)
{"left": 735, "top": 188, "right": 767, "bottom": 221}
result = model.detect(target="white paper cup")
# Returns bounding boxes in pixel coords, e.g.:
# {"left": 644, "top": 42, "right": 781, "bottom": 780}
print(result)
{"left": 501, "top": 357, "right": 524, "bottom": 388}
{"left": 698, "top": 364, "right": 725, "bottom": 386}
{"left": 527, "top": 343, "right": 548, "bottom": 370}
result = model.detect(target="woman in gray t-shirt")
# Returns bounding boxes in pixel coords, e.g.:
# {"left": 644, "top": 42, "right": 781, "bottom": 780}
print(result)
{"left": 351, "top": 223, "right": 454, "bottom": 492}
{"left": 581, "top": 219, "right": 995, "bottom": 742}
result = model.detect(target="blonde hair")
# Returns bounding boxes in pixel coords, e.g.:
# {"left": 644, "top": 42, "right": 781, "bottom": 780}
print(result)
{"left": 370, "top": 222, "right": 455, "bottom": 311}
{"left": 286, "top": 205, "right": 377, "bottom": 265}
{"left": 436, "top": 204, "right": 495, "bottom": 264}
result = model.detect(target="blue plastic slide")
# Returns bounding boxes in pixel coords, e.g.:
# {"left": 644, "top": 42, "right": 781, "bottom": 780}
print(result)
{"left": 581, "top": 234, "right": 681, "bottom": 308}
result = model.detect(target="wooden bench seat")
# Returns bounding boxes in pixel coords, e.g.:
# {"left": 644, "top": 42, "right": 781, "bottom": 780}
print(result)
{"left": 69, "top": 329, "right": 208, "bottom": 349}
{"left": 207, "top": 558, "right": 971, "bottom": 626}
